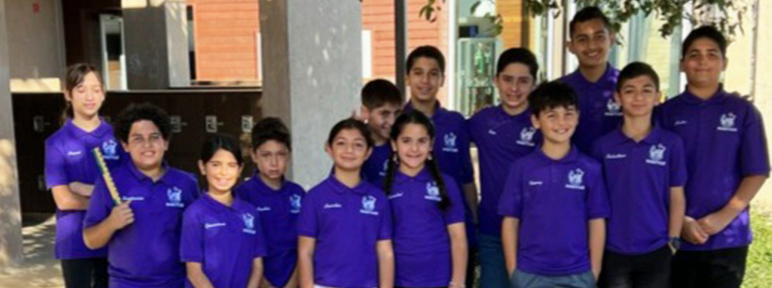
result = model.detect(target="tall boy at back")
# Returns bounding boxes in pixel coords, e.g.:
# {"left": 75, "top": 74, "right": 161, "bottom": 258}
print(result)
{"left": 499, "top": 81, "right": 609, "bottom": 288}
{"left": 561, "top": 6, "right": 621, "bottom": 153}
{"left": 592, "top": 62, "right": 687, "bottom": 287}
{"left": 360, "top": 79, "right": 403, "bottom": 187}
{"left": 656, "top": 26, "right": 769, "bottom": 288}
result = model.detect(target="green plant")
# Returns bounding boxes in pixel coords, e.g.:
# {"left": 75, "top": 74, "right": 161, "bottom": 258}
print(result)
{"left": 744, "top": 209, "right": 772, "bottom": 288}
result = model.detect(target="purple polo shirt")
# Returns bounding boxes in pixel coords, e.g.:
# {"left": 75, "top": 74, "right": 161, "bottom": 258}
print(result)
{"left": 404, "top": 101, "right": 476, "bottom": 246}
{"left": 297, "top": 176, "right": 392, "bottom": 288}
{"left": 656, "top": 88, "right": 770, "bottom": 250}
{"left": 468, "top": 106, "right": 541, "bottom": 235}
{"left": 45, "top": 119, "right": 126, "bottom": 260}
{"left": 234, "top": 175, "right": 305, "bottom": 287}
{"left": 498, "top": 147, "right": 609, "bottom": 276}
{"left": 180, "top": 193, "right": 267, "bottom": 288}
{"left": 389, "top": 168, "right": 465, "bottom": 287}
{"left": 560, "top": 63, "right": 621, "bottom": 153}
{"left": 362, "top": 143, "right": 392, "bottom": 188}
{"left": 591, "top": 126, "right": 687, "bottom": 254}
{"left": 84, "top": 161, "right": 199, "bottom": 288}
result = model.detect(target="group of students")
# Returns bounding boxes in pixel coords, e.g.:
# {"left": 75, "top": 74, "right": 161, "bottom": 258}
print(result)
{"left": 44, "top": 5, "right": 769, "bottom": 288}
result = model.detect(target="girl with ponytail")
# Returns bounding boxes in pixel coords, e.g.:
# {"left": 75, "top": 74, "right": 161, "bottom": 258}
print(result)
{"left": 384, "top": 110, "right": 468, "bottom": 288}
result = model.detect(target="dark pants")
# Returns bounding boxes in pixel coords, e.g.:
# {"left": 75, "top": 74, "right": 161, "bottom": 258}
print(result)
{"left": 670, "top": 246, "right": 748, "bottom": 288}
{"left": 61, "top": 257, "right": 109, "bottom": 288}
{"left": 598, "top": 245, "right": 672, "bottom": 288}
{"left": 467, "top": 247, "right": 478, "bottom": 288}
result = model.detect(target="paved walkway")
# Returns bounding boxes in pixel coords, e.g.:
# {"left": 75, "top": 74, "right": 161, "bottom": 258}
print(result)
{"left": 0, "top": 214, "right": 63, "bottom": 288}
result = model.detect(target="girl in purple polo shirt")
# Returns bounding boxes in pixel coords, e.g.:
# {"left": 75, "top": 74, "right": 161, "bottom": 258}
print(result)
{"left": 383, "top": 110, "right": 468, "bottom": 288}
{"left": 181, "top": 134, "right": 266, "bottom": 288}
{"left": 298, "top": 118, "right": 395, "bottom": 288}
{"left": 235, "top": 117, "right": 304, "bottom": 288}
{"left": 45, "top": 63, "right": 125, "bottom": 288}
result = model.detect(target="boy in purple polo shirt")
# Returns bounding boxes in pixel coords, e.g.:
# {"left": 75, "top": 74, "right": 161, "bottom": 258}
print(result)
{"left": 656, "top": 26, "right": 770, "bottom": 288}
{"left": 181, "top": 134, "right": 266, "bottom": 288}
{"left": 45, "top": 63, "right": 125, "bottom": 288}
{"left": 499, "top": 81, "right": 609, "bottom": 288}
{"left": 235, "top": 117, "right": 305, "bottom": 288}
{"left": 561, "top": 6, "right": 621, "bottom": 153}
{"left": 592, "top": 62, "right": 687, "bottom": 288}
{"left": 384, "top": 111, "right": 468, "bottom": 288}
{"left": 83, "top": 103, "right": 199, "bottom": 288}
{"left": 298, "top": 119, "right": 394, "bottom": 288}
{"left": 360, "top": 79, "right": 403, "bottom": 187}
{"left": 403, "top": 45, "right": 478, "bottom": 287}
{"left": 467, "top": 48, "right": 541, "bottom": 288}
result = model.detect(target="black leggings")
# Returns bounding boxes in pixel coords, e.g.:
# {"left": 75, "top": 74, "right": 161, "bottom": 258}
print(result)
{"left": 61, "top": 257, "right": 109, "bottom": 288}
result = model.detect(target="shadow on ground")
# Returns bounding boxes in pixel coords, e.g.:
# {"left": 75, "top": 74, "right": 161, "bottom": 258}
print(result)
{"left": 0, "top": 213, "right": 63, "bottom": 288}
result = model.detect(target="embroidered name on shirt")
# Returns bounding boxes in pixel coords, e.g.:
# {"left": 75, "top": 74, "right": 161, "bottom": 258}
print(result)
{"left": 442, "top": 133, "right": 459, "bottom": 153}
{"left": 528, "top": 181, "right": 543, "bottom": 186}
{"left": 67, "top": 151, "right": 82, "bottom": 157}
{"left": 242, "top": 213, "right": 256, "bottom": 234}
{"left": 424, "top": 181, "right": 442, "bottom": 202}
{"left": 360, "top": 195, "right": 379, "bottom": 215}
{"left": 488, "top": 129, "right": 497, "bottom": 135}
{"left": 565, "top": 168, "right": 586, "bottom": 190}
{"left": 205, "top": 223, "right": 226, "bottom": 229}
{"left": 646, "top": 144, "right": 667, "bottom": 166}
{"left": 379, "top": 160, "right": 389, "bottom": 177}
{"left": 674, "top": 120, "right": 688, "bottom": 126}
{"left": 717, "top": 112, "right": 738, "bottom": 132}
{"left": 257, "top": 206, "right": 272, "bottom": 212}
{"left": 289, "top": 194, "right": 302, "bottom": 214}
{"left": 121, "top": 196, "right": 145, "bottom": 201}
{"left": 606, "top": 153, "right": 627, "bottom": 159}
{"left": 323, "top": 203, "right": 342, "bottom": 209}
{"left": 388, "top": 192, "right": 404, "bottom": 199}
{"left": 516, "top": 127, "right": 537, "bottom": 147}
{"left": 165, "top": 187, "right": 185, "bottom": 208}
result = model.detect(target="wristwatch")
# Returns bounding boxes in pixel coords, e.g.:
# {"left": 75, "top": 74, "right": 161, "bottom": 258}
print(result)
{"left": 669, "top": 237, "right": 681, "bottom": 251}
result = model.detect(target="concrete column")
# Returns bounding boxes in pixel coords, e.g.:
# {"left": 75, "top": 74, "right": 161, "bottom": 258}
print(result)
{"left": 123, "top": 0, "right": 189, "bottom": 89}
{"left": 0, "top": 0, "right": 25, "bottom": 268}
{"left": 259, "top": 0, "right": 362, "bottom": 188}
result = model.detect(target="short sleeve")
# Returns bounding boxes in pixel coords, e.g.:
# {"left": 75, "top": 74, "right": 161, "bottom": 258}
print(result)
{"left": 378, "top": 196, "right": 392, "bottom": 240}
{"left": 669, "top": 136, "right": 688, "bottom": 187}
{"left": 45, "top": 141, "right": 69, "bottom": 189}
{"left": 498, "top": 162, "right": 523, "bottom": 218}
{"left": 586, "top": 164, "right": 610, "bottom": 219}
{"left": 297, "top": 193, "right": 317, "bottom": 237}
{"left": 443, "top": 176, "right": 465, "bottom": 225}
{"left": 180, "top": 209, "right": 204, "bottom": 263}
{"left": 740, "top": 105, "right": 771, "bottom": 176}
{"left": 83, "top": 177, "right": 113, "bottom": 228}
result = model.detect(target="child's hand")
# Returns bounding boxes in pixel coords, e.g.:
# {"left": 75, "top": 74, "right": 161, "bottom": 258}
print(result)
{"left": 107, "top": 201, "right": 134, "bottom": 230}
{"left": 697, "top": 212, "right": 733, "bottom": 235}
{"left": 682, "top": 216, "right": 709, "bottom": 244}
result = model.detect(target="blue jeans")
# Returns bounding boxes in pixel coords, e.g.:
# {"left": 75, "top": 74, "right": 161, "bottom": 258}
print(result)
{"left": 479, "top": 234, "right": 509, "bottom": 288}
{"left": 510, "top": 270, "right": 595, "bottom": 288}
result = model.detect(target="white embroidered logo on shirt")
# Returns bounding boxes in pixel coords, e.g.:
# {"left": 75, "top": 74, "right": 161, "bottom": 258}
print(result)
{"left": 424, "top": 181, "right": 442, "bottom": 202}
{"left": 102, "top": 140, "right": 120, "bottom": 160}
{"left": 242, "top": 213, "right": 256, "bottom": 234}
{"left": 165, "top": 187, "right": 184, "bottom": 208}
{"left": 67, "top": 150, "right": 82, "bottom": 157}
{"left": 205, "top": 222, "right": 226, "bottom": 229}
{"left": 646, "top": 144, "right": 667, "bottom": 166}
{"left": 565, "top": 168, "right": 586, "bottom": 190}
{"left": 442, "top": 133, "right": 458, "bottom": 153}
{"left": 718, "top": 113, "right": 738, "bottom": 132}
{"left": 360, "top": 195, "right": 379, "bottom": 215}
{"left": 289, "top": 194, "right": 302, "bottom": 214}
{"left": 516, "top": 127, "right": 537, "bottom": 147}
{"left": 605, "top": 99, "right": 623, "bottom": 116}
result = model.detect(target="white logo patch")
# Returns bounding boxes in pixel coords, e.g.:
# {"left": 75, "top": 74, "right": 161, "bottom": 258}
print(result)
{"left": 289, "top": 194, "right": 302, "bottom": 214}
{"left": 442, "top": 133, "right": 458, "bottom": 153}
{"left": 165, "top": 187, "right": 184, "bottom": 208}
{"left": 605, "top": 99, "right": 622, "bottom": 116}
{"left": 516, "top": 127, "right": 537, "bottom": 147}
{"left": 424, "top": 181, "right": 442, "bottom": 202}
{"left": 565, "top": 168, "right": 586, "bottom": 190}
{"left": 717, "top": 113, "right": 738, "bottom": 132}
{"left": 102, "top": 140, "right": 120, "bottom": 160}
{"left": 646, "top": 144, "right": 667, "bottom": 166}
{"left": 360, "top": 195, "right": 379, "bottom": 215}
{"left": 242, "top": 213, "right": 256, "bottom": 234}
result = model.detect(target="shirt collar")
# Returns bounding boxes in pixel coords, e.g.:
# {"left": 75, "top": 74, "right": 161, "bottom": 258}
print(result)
{"left": 250, "top": 171, "right": 285, "bottom": 194}
{"left": 568, "top": 62, "right": 618, "bottom": 87}
{"left": 496, "top": 104, "right": 531, "bottom": 120}
{"left": 202, "top": 192, "right": 245, "bottom": 213}
{"left": 535, "top": 145, "right": 580, "bottom": 164}
{"left": 394, "top": 167, "right": 432, "bottom": 184}
{"left": 327, "top": 175, "right": 368, "bottom": 195}
{"left": 127, "top": 160, "right": 172, "bottom": 185}
{"left": 65, "top": 118, "right": 111, "bottom": 138}
{"left": 404, "top": 100, "right": 445, "bottom": 120}
{"left": 680, "top": 85, "right": 729, "bottom": 105}
{"left": 611, "top": 124, "right": 663, "bottom": 145}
